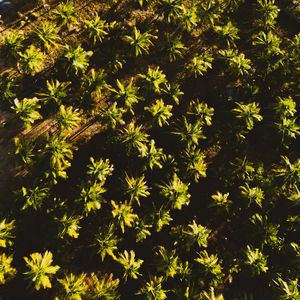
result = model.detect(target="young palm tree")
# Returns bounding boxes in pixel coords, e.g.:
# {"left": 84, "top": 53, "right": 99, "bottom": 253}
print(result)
{"left": 240, "top": 184, "right": 264, "bottom": 207}
{"left": 43, "top": 135, "right": 76, "bottom": 184}
{"left": 11, "top": 97, "right": 42, "bottom": 129}
{"left": 255, "top": 0, "right": 279, "bottom": 29}
{"left": 152, "top": 205, "right": 173, "bottom": 232}
{"left": 123, "top": 26, "right": 157, "bottom": 57}
{"left": 276, "top": 117, "right": 300, "bottom": 145}
{"left": 55, "top": 105, "right": 81, "bottom": 133}
{"left": 62, "top": 45, "right": 93, "bottom": 76}
{"left": 32, "top": 21, "right": 60, "bottom": 51}
{"left": 198, "top": 1, "right": 222, "bottom": 26}
{"left": 244, "top": 245, "right": 268, "bottom": 276}
{"left": 57, "top": 273, "right": 87, "bottom": 299}
{"left": 17, "top": 45, "right": 46, "bottom": 75}
{"left": 214, "top": 21, "right": 240, "bottom": 47}
{"left": 144, "top": 98, "right": 173, "bottom": 127}
{"left": 159, "top": 173, "right": 191, "bottom": 210}
{"left": 83, "top": 68, "right": 107, "bottom": 97}
{"left": 84, "top": 13, "right": 108, "bottom": 44}
{"left": 14, "top": 136, "right": 36, "bottom": 165}
{"left": 123, "top": 173, "right": 150, "bottom": 206}
{"left": 228, "top": 52, "right": 252, "bottom": 76}
{"left": 115, "top": 250, "right": 143, "bottom": 280}
{"left": 99, "top": 102, "right": 126, "bottom": 128}
{"left": 56, "top": 214, "right": 82, "bottom": 239}
{"left": 232, "top": 102, "right": 263, "bottom": 130}
{"left": 272, "top": 156, "right": 300, "bottom": 189}
{"left": 79, "top": 182, "right": 106, "bottom": 215}
{"left": 111, "top": 200, "right": 138, "bottom": 233}
{"left": 24, "top": 250, "right": 60, "bottom": 290}
{"left": 187, "top": 100, "right": 214, "bottom": 126}
{"left": 139, "top": 66, "right": 167, "bottom": 94}
{"left": 93, "top": 223, "right": 119, "bottom": 261}
{"left": 137, "top": 275, "right": 168, "bottom": 300}
{"left": 134, "top": 218, "right": 152, "bottom": 242}
{"left": 20, "top": 185, "right": 50, "bottom": 211}
{"left": 155, "top": 246, "right": 182, "bottom": 278}
{"left": 172, "top": 117, "right": 206, "bottom": 146}
{"left": 140, "top": 139, "right": 164, "bottom": 170}
{"left": 194, "top": 250, "right": 223, "bottom": 287}
{"left": 112, "top": 79, "right": 141, "bottom": 114}
{"left": 210, "top": 191, "right": 232, "bottom": 211}
{"left": 53, "top": 1, "right": 77, "bottom": 30}
{"left": 182, "top": 145, "right": 207, "bottom": 182}
{"left": 0, "top": 253, "right": 16, "bottom": 285}
{"left": 84, "top": 272, "right": 120, "bottom": 300}
{"left": 164, "top": 34, "right": 186, "bottom": 62}
{"left": 0, "top": 73, "right": 18, "bottom": 103}
{"left": 162, "top": 82, "right": 184, "bottom": 105}
{"left": 0, "top": 219, "right": 15, "bottom": 248}
{"left": 156, "top": 0, "right": 183, "bottom": 23}
{"left": 180, "top": 4, "right": 198, "bottom": 32}
{"left": 118, "top": 122, "right": 149, "bottom": 156}
{"left": 86, "top": 157, "right": 114, "bottom": 183}
{"left": 274, "top": 277, "right": 300, "bottom": 300}
{"left": 187, "top": 54, "right": 213, "bottom": 77}
{"left": 0, "top": 29, "right": 25, "bottom": 61}
{"left": 37, "top": 79, "right": 71, "bottom": 106}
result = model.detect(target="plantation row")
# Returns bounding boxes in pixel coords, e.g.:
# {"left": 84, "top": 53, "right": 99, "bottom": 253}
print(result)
{"left": 0, "top": 0, "right": 299, "bottom": 299}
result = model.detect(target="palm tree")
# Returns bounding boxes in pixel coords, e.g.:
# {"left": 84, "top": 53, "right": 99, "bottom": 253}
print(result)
{"left": 32, "top": 20, "right": 60, "bottom": 51}
{"left": 0, "top": 29, "right": 25, "bottom": 61}
{"left": 162, "top": 82, "right": 184, "bottom": 105}
{"left": 172, "top": 117, "right": 206, "bottom": 146}
{"left": 274, "top": 96, "right": 297, "bottom": 119}
{"left": 62, "top": 45, "right": 93, "bottom": 76}
{"left": 164, "top": 34, "right": 186, "bottom": 62}
{"left": 20, "top": 185, "right": 50, "bottom": 211}
{"left": 228, "top": 52, "right": 252, "bottom": 76}
{"left": 140, "top": 139, "right": 164, "bottom": 170}
{"left": 84, "top": 272, "right": 120, "bottom": 299}
{"left": 240, "top": 183, "right": 264, "bottom": 207}
{"left": 24, "top": 250, "right": 60, "bottom": 290}
{"left": 17, "top": 45, "right": 46, "bottom": 75}
{"left": 86, "top": 157, "right": 114, "bottom": 183}
{"left": 232, "top": 102, "right": 263, "bottom": 130}
{"left": 255, "top": 0, "right": 279, "bottom": 29}
{"left": 115, "top": 250, "right": 143, "bottom": 280}
{"left": 79, "top": 182, "right": 106, "bottom": 215}
{"left": 156, "top": 0, "right": 183, "bottom": 23}
{"left": 182, "top": 145, "right": 207, "bottom": 182}
{"left": 198, "top": 1, "right": 222, "bottom": 26}
{"left": 56, "top": 214, "right": 82, "bottom": 239}
{"left": 123, "top": 173, "right": 150, "bottom": 206}
{"left": 272, "top": 156, "right": 300, "bottom": 189}
{"left": 84, "top": 13, "right": 108, "bottom": 44}
{"left": 11, "top": 97, "right": 42, "bottom": 129}
{"left": 111, "top": 200, "right": 138, "bottom": 233}
{"left": 187, "top": 54, "right": 213, "bottom": 77}
{"left": 151, "top": 205, "right": 173, "bottom": 232}
{"left": 214, "top": 21, "right": 240, "bottom": 47}
{"left": 187, "top": 100, "right": 214, "bottom": 126}
{"left": 179, "top": 4, "right": 198, "bottom": 32}
{"left": 155, "top": 246, "right": 182, "bottom": 278}
{"left": 194, "top": 250, "right": 223, "bottom": 287}
{"left": 55, "top": 105, "right": 81, "bottom": 133}
{"left": 123, "top": 27, "right": 157, "bottom": 56}
{"left": 0, "top": 219, "right": 15, "bottom": 248}
{"left": 0, "top": 253, "right": 16, "bottom": 285}
{"left": 134, "top": 219, "right": 152, "bottom": 242}
{"left": 14, "top": 136, "right": 35, "bottom": 165}
{"left": 0, "top": 73, "right": 18, "bottom": 102}
{"left": 210, "top": 191, "right": 232, "bottom": 211}
{"left": 37, "top": 79, "right": 71, "bottom": 106}
{"left": 83, "top": 68, "right": 107, "bottom": 97}
{"left": 137, "top": 276, "right": 168, "bottom": 300}
{"left": 275, "top": 117, "right": 300, "bottom": 145}
{"left": 99, "top": 102, "right": 126, "bottom": 128}
{"left": 139, "top": 66, "right": 167, "bottom": 94}
{"left": 244, "top": 245, "right": 268, "bottom": 276}
{"left": 43, "top": 135, "right": 76, "bottom": 184}
{"left": 159, "top": 173, "right": 191, "bottom": 210}
{"left": 93, "top": 223, "right": 119, "bottom": 261}
{"left": 53, "top": 1, "right": 77, "bottom": 30}
{"left": 111, "top": 79, "right": 141, "bottom": 114}
{"left": 57, "top": 273, "right": 87, "bottom": 299}
{"left": 145, "top": 99, "right": 173, "bottom": 127}
{"left": 274, "top": 277, "right": 300, "bottom": 300}
{"left": 118, "top": 122, "right": 149, "bottom": 156}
